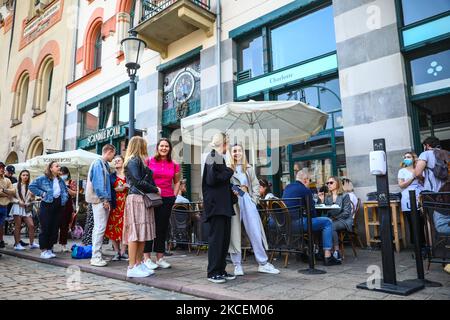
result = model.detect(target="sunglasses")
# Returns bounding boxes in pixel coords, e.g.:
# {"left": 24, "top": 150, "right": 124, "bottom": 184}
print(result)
{"left": 326, "top": 181, "right": 335, "bottom": 185}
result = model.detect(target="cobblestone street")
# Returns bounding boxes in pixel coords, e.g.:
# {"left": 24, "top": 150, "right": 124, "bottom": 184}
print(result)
{"left": 0, "top": 254, "right": 200, "bottom": 300}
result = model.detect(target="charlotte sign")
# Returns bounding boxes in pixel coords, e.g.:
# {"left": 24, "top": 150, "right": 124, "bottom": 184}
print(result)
{"left": 236, "top": 53, "right": 338, "bottom": 98}
{"left": 86, "top": 125, "right": 122, "bottom": 146}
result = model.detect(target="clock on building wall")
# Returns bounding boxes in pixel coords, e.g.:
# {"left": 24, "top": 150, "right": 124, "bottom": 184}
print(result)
{"left": 173, "top": 70, "right": 195, "bottom": 103}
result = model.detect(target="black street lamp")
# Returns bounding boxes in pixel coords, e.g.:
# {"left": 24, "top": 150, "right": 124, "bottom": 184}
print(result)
{"left": 121, "top": 30, "right": 147, "bottom": 140}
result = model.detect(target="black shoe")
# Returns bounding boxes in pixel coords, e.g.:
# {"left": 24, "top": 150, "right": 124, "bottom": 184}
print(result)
{"left": 324, "top": 256, "right": 342, "bottom": 266}
{"left": 164, "top": 251, "right": 173, "bottom": 256}
{"left": 221, "top": 272, "right": 236, "bottom": 280}
{"left": 207, "top": 275, "right": 226, "bottom": 284}
{"left": 20, "top": 240, "right": 29, "bottom": 247}
{"left": 333, "top": 250, "right": 342, "bottom": 262}
{"left": 0, "top": 241, "right": 5, "bottom": 248}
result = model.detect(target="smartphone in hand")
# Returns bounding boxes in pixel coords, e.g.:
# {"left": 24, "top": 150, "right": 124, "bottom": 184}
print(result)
{"left": 232, "top": 185, "right": 245, "bottom": 197}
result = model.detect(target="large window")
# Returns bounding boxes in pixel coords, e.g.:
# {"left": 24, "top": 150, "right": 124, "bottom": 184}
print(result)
{"left": 238, "top": 33, "right": 264, "bottom": 78}
{"left": 270, "top": 5, "right": 336, "bottom": 70}
{"left": 81, "top": 90, "right": 129, "bottom": 138}
{"left": 277, "top": 78, "right": 341, "bottom": 129}
{"left": 401, "top": 0, "right": 450, "bottom": 26}
{"left": 277, "top": 77, "right": 345, "bottom": 186}
{"left": 11, "top": 72, "right": 30, "bottom": 125}
{"left": 93, "top": 29, "right": 102, "bottom": 70}
{"left": 410, "top": 48, "right": 450, "bottom": 95}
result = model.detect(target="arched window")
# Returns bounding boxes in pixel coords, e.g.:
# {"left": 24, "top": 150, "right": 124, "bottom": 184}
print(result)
{"left": 11, "top": 72, "right": 30, "bottom": 125}
{"left": 5, "top": 152, "right": 18, "bottom": 165}
{"left": 93, "top": 29, "right": 102, "bottom": 70}
{"left": 26, "top": 137, "right": 44, "bottom": 160}
{"left": 34, "top": 57, "right": 54, "bottom": 114}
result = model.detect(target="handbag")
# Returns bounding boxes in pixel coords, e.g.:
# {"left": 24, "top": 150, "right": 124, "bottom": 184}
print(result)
{"left": 135, "top": 171, "right": 163, "bottom": 208}
{"left": 136, "top": 187, "right": 163, "bottom": 208}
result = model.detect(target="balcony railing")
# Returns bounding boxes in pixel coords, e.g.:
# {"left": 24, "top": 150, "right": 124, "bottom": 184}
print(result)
{"left": 141, "top": 0, "right": 210, "bottom": 22}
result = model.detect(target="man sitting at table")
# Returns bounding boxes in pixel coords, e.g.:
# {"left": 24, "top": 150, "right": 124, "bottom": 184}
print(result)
{"left": 282, "top": 169, "right": 341, "bottom": 266}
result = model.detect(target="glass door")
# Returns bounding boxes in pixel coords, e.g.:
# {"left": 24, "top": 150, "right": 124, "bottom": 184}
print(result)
{"left": 413, "top": 93, "right": 450, "bottom": 151}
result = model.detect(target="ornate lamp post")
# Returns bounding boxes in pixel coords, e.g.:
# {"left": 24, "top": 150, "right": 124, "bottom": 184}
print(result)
{"left": 121, "top": 31, "right": 147, "bottom": 140}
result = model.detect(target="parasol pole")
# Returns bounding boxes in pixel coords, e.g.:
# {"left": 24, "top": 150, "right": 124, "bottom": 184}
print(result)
{"left": 76, "top": 166, "right": 80, "bottom": 213}
{"left": 250, "top": 121, "right": 257, "bottom": 169}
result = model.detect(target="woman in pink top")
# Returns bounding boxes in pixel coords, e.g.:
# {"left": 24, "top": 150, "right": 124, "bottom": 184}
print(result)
{"left": 143, "top": 138, "right": 181, "bottom": 270}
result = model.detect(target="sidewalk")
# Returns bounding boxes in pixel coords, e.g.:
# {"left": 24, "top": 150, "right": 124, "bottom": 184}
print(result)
{"left": 1, "top": 236, "right": 449, "bottom": 300}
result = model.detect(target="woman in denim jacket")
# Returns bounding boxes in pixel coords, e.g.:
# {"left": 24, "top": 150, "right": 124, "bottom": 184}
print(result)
{"left": 29, "top": 161, "right": 68, "bottom": 259}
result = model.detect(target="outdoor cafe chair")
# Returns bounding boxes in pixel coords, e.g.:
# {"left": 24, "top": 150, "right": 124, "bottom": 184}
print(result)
{"left": 338, "top": 198, "right": 363, "bottom": 259}
{"left": 169, "top": 203, "right": 193, "bottom": 253}
{"left": 420, "top": 191, "right": 450, "bottom": 270}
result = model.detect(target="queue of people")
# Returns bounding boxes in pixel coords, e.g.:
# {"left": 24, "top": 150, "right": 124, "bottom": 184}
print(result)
{"left": 0, "top": 134, "right": 447, "bottom": 277}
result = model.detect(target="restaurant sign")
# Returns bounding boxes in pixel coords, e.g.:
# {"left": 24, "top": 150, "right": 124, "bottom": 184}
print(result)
{"left": 236, "top": 53, "right": 338, "bottom": 98}
{"left": 78, "top": 124, "right": 126, "bottom": 149}
{"left": 87, "top": 125, "right": 122, "bottom": 146}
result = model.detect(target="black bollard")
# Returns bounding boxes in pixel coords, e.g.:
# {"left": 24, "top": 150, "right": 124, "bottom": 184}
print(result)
{"left": 298, "top": 194, "right": 326, "bottom": 275}
{"left": 408, "top": 190, "right": 442, "bottom": 287}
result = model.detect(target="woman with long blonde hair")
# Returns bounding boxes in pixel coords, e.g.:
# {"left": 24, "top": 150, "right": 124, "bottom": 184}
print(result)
{"left": 123, "top": 136, "right": 161, "bottom": 278}
{"left": 318, "top": 176, "right": 353, "bottom": 261}
{"left": 229, "top": 144, "right": 279, "bottom": 276}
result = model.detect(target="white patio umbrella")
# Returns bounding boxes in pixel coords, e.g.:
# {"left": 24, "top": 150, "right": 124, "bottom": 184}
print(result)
{"left": 180, "top": 100, "right": 328, "bottom": 167}
{"left": 28, "top": 149, "right": 103, "bottom": 212}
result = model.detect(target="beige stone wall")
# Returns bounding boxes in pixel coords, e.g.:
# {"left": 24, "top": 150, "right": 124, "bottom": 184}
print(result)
{"left": 0, "top": 0, "right": 77, "bottom": 163}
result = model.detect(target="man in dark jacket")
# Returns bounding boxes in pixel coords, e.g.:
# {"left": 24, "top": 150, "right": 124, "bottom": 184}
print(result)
{"left": 282, "top": 169, "right": 340, "bottom": 266}
{"left": 202, "top": 133, "right": 237, "bottom": 284}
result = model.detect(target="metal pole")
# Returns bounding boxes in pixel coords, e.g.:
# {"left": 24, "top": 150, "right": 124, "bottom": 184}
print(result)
{"left": 298, "top": 194, "right": 326, "bottom": 274}
{"left": 409, "top": 190, "right": 442, "bottom": 287}
{"left": 128, "top": 73, "right": 136, "bottom": 140}
{"left": 409, "top": 190, "right": 424, "bottom": 279}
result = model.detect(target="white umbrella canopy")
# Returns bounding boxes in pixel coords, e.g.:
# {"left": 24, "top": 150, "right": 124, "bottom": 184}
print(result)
{"left": 180, "top": 100, "right": 328, "bottom": 165}
{"left": 13, "top": 161, "right": 41, "bottom": 179}
{"left": 28, "top": 149, "right": 104, "bottom": 212}
{"left": 28, "top": 149, "right": 102, "bottom": 177}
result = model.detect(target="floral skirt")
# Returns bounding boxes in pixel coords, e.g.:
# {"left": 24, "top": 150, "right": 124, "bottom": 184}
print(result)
{"left": 122, "top": 194, "right": 156, "bottom": 244}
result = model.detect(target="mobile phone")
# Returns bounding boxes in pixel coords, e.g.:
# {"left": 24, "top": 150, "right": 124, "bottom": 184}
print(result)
{"left": 232, "top": 185, "right": 245, "bottom": 197}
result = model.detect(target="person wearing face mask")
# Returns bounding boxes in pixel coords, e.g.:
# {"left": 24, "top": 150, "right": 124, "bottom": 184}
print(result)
{"left": 398, "top": 152, "right": 424, "bottom": 245}
{"left": 58, "top": 167, "right": 77, "bottom": 252}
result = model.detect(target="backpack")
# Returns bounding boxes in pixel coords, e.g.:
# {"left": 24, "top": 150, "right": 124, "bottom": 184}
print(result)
{"left": 431, "top": 149, "right": 448, "bottom": 182}
{"left": 71, "top": 244, "right": 92, "bottom": 259}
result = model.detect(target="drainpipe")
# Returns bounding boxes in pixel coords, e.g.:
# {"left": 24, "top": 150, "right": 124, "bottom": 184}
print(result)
{"left": 216, "top": 0, "right": 222, "bottom": 106}
{"left": 61, "top": 0, "right": 80, "bottom": 151}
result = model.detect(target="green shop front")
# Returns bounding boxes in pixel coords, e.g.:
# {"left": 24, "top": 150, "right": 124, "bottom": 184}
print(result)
{"left": 396, "top": 0, "right": 450, "bottom": 152}
{"left": 77, "top": 81, "right": 137, "bottom": 155}
{"left": 232, "top": 0, "right": 345, "bottom": 194}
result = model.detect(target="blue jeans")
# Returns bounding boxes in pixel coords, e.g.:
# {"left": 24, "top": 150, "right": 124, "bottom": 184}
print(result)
{"left": 0, "top": 206, "right": 7, "bottom": 226}
{"left": 434, "top": 211, "right": 450, "bottom": 235}
{"left": 268, "top": 216, "right": 333, "bottom": 250}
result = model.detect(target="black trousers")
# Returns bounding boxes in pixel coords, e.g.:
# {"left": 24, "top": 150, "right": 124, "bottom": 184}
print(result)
{"left": 207, "top": 215, "right": 231, "bottom": 278}
{"left": 144, "top": 196, "right": 176, "bottom": 254}
{"left": 39, "top": 198, "right": 62, "bottom": 250}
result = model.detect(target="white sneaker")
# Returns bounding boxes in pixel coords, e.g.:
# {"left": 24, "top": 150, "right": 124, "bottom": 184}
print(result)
{"left": 90, "top": 258, "right": 108, "bottom": 267}
{"left": 61, "top": 245, "right": 70, "bottom": 253}
{"left": 156, "top": 258, "right": 171, "bottom": 269}
{"left": 40, "top": 251, "right": 52, "bottom": 259}
{"left": 258, "top": 262, "right": 280, "bottom": 274}
{"left": 144, "top": 259, "right": 158, "bottom": 270}
{"left": 138, "top": 263, "right": 155, "bottom": 276}
{"left": 29, "top": 243, "right": 40, "bottom": 249}
{"left": 14, "top": 244, "right": 26, "bottom": 251}
{"left": 127, "top": 265, "right": 152, "bottom": 278}
{"left": 48, "top": 250, "right": 56, "bottom": 258}
{"left": 234, "top": 265, "right": 244, "bottom": 276}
